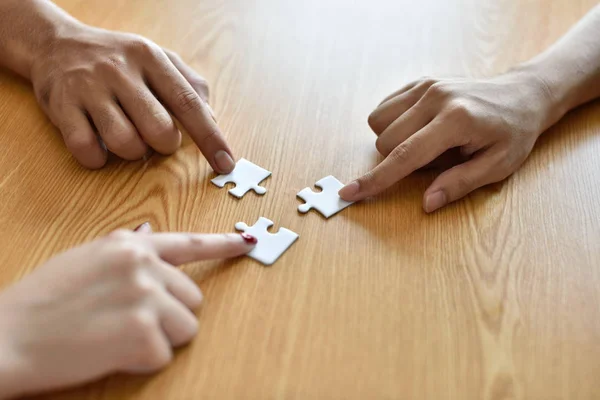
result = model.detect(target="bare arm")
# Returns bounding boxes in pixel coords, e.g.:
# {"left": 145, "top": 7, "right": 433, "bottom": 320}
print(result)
{"left": 520, "top": 4, "right": 600, "bottom": 115}
{"left": 0, "top": 0, "right": 80, "bottom": 79}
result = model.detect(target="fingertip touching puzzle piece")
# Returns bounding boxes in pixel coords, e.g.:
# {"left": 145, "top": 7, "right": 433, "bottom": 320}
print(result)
{"left": 211, "top": 158, "right": 271, "bottom": 198}
{"left": 297, "top": 175, "right": 355, "bottom": 218}
{"left": 235, "top": 217, "right": 299, "bottom": 266}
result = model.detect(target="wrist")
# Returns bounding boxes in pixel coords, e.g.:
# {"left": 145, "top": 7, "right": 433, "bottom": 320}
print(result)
{"left": 507, "top": 63, "right": 571, "bottom": 135}
{"left": 0, "top": 311, "right": 24, "bottom": 399}
{"left": 0, "top": 0, "right": 84, "bottom": 79}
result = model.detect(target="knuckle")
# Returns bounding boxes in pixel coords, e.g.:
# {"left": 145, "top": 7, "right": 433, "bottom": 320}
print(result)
{"left": 126, "top": 313, "right": 173, "bottom": 369}
{"left": 144, "top": 115, "right": 176, "bottom": 141}
{"left": 185, "top": 233, "right": 204, "bottom": 248}
{"left": 375, "top": 137, "right": 391, "bottom": 156}
{"left": 128, "top": 36, "right": 161, "bottom": 59}
{"left": 172, "top": 315, "right": 200, "bottom": 346}
{"left": 388, "top": 143, "right": 410, "bottom": 164}
{"left": 144, "top": 345, "right": 173, "bottom": 370}
{"left": 418, "top": 76, "right": 438, "bottom": 87}
{"left": 447, "top": 100, "right": 476, "bottom": 123}
{"left": 109, "top": 241, "right": 151, "bottom": 267}
{"left": 129, "top": 276, "right": 159, "bottom": 299}
{"left": 95, "top": 56, "right": 127, "bottom": 76}
{"left": 107, "top": 229, "right": 133, "bottom": 242}
{"left": 101, "top": 126, "right": 146, "bottom": 159}
{"left": 368, "top": 112, "right": 383, "bottom": 133}
{"left": 110, "top": 129, "right": 133, "bottom": 147}
{"left": 127, "top": 310, "right": 156, "bottom": 334}
{"left": 146, "top": 347, "right": 173, "bottom": 370}
{"left": 174, "top": 89, "right": 202, "bottom": 114}
{"left": 61, "top": 68, "right": 93, "bottom": 91}
{"left": 188, "top": 289, "right": 204, "bottom": 309}
{"left": 63, "top": 130, "right": 98, "bottom": 154}
{"left": 93, "top": 107, "right": 115, "bottom": 134}
{"left": 425, "top": 82, "right": 451, "bottom": 99}
{"left": 112, "top": 130, "right": 143, "bottom": 154}
{"left": 182, "top": 318, "right": 200, "bottom": 342}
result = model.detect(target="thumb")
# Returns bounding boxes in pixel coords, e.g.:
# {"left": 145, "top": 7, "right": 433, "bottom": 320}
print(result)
{"left": 423, "top": 151, "right": 505, "bottom": 213}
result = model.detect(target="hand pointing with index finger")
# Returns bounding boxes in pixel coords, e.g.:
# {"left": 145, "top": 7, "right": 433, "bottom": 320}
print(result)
{"left": 339, "top": 72, "right": 563, "bottom": 213}
{"left": 0, "top": 227, "right": 257, "bottom": 398}
{"left": 28, "top": 20, "right": 236, "bottom": 173}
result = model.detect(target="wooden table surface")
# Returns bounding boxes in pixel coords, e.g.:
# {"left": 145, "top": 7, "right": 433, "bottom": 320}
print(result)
{"left": 1, "top": 0, "right": 599, "bottom": 399}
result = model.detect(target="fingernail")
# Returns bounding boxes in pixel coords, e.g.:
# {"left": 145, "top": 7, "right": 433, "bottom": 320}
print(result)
{"left": 424, "top": 191, "right": 447, "bottom": 213}
{"left": 134, "top": 222, "right": 152, "bottom": 233}
{"left": 339, "top": 181, "right": 360, "bottom": 201}
{"left": 206, "top": 103, "right": 217, "bottom": 122}
{"left": 214, "top": 150, "right": 235, "bottom": 173}
{"left": 241, "top": 233, "right": 258, "bottom": 245}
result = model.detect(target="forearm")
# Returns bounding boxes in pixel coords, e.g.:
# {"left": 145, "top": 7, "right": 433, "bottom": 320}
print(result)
{"left": 0, "top": 310, "right": 23, "bottom": 400}
{"left": 0, "top": 353, "right": 21, "bottom": 400}
{"left": 517, "top": 5, "right": 600, "bottom": 121}
{"left": 0, "top": 0, "right": 82, "bottom": 79}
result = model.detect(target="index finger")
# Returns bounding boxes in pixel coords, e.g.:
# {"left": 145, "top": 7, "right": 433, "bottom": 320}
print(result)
{"left": 144, "top": 52, "right": 235, "bottom": 174}
{"left": 339, "top": 120, "right": 456, "bottom": 202}
{"left": 147, "top": 233, "right": 256, "bottom": 266}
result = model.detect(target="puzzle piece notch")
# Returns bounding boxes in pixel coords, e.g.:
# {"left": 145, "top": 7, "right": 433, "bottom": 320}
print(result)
{"left": 235, "top": 217, "right": 299, "bottom": 266}
{"left": 297, "top": 175, "right": 355, "bottom": 218}
{"left": 211, "top": 158, "right": 271, "bottom": 198}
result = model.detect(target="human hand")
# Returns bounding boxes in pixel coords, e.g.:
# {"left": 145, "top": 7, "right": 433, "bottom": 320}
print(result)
{"left": 339, "top": 71, "right": 562, "bottom": 212}
{"left": 0, "top": 227, "right": 256, "bottom": 399}
{"left": 30, "top": 24, "right": 234, "bottom": 172}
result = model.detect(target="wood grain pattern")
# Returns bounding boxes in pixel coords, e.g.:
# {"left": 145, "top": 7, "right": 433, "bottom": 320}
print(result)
{"left": 0, "top": 0, "right": 599, "bottom": 399}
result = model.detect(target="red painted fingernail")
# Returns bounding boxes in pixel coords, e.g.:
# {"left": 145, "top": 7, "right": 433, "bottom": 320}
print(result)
{"left": 134, "top": 222, "right": 151, "bottom": 232}
{"left": 241, "top": 233, "right": 258, "bottom": 245}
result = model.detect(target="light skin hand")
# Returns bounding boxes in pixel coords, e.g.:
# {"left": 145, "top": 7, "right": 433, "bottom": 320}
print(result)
{"left": 339, "top": 71, "right": 558, "bottom": 212}
{"left": 0, "top": 0, "right": 233, "bottom": 172}
{"left": 0, "top": 228, "right": 255, "bottom": 399}
{"left": 339, "top": 5, "right": 600, "bottom": 212}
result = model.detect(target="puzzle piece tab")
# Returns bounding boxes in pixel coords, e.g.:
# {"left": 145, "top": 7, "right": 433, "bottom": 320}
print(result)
{"left": 235, "top": 217, "right": 299, "bottom": 266}
{"left": 297, "top": 176, "right": 355, "bottom": 218}
{"left": 211, "top": 158, "right": 271, "bottom": 198}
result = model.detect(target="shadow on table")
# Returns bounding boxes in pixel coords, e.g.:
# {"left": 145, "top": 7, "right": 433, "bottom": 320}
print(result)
{"left": 339, "top": 165, "right": 506, "bottom": 262}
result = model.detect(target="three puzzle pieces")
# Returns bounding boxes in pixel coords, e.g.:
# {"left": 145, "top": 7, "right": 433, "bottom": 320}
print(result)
{"left": 297, "top": 175, "right": 355, "bottom": 218}
{"left": 211, "top": 158, "right": 271, "bottom": 198}
{"left": 212, "top": 159, "right": 353, "bottom": 265}
{"left": 235, "top": 217, "right": 299, "bottom": 266}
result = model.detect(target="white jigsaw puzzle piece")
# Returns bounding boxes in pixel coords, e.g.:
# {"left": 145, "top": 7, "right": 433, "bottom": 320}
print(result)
{"left": 211, "top": 158, "right": 271, "bottom": 198}
{"left": 297, "top": 175, "right": 355, "bottom": 218}
{"left": 235, "top": 217, "right": 299, "bottom": 266}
